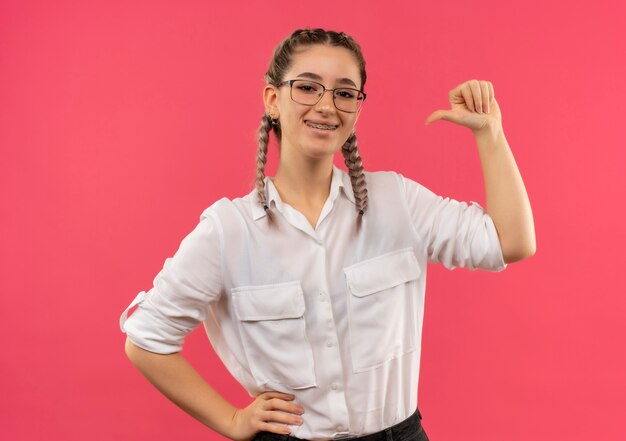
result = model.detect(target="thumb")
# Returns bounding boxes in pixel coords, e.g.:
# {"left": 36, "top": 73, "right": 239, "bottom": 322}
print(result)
{"left": 424, "top": 109, "right": 454, "bottom": 125}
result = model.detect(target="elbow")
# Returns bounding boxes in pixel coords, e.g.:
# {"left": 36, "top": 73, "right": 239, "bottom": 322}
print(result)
{"left": 502, "top": 241, "right": 536, "bottom": 264}
{"left": 523, "top": 236, "right": 537, "bottom": 259}
{"left": 125, "top": 336, "right": 145, "bottom": 363}
{"left": 124, "top": 336, "right": 136, "bottom": 360}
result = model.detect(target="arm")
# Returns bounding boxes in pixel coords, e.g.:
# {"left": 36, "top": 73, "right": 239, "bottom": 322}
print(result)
{"left": 474, "top": 126, "right": 536, "bottom": 263}
{"left": 124, "top": 337, "right": 238, "bottom": 438}
{"left": 424, "top": 79, "right": 536, "bottom": 264}
{"left": 125, "top": 338, "right": 304, "bottom": 441}
{"left": 120, "top": 209, "right": 304, "bottom": 440}
{"left": 400, "top": 173, "right": 507, "bottom": 272}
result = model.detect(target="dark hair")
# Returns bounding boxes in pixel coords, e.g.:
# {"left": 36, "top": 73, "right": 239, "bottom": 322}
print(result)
{"left": 255, "top": 28, "right": 368, "bottom": 229}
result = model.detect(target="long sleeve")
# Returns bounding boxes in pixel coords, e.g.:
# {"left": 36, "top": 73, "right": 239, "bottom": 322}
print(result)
{"left": 119, "top": 208, "right": 224, "bottom": 354}
{"left": 399, "top": 173, "right": 507, "bottom": 272}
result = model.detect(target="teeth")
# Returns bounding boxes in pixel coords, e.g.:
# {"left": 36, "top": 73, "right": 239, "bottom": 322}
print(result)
{"left": 306, "top": 121, "right": 337, "bottom": 130}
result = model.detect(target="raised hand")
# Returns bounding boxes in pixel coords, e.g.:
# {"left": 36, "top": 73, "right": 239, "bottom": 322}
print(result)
{"left": 424, "top": 79, "right": 502, "bottom": 134}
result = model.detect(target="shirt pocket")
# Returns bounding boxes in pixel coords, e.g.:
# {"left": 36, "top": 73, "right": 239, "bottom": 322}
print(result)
{"left": 343, "top": 247, "right": 422, "bottom": 373}
{"left": 231, "top": 280, "right": 316, "bottom": 389}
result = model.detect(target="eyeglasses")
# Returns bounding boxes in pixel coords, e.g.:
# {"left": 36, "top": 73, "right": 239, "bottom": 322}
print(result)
{"left": 275, "top": 79, "right": 367, "bottom": 113}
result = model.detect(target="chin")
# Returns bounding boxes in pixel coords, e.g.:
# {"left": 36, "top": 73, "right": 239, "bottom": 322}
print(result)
{"left": 305, "top": 150, "right": 337, "bottom": 159}
{"left": 303, "top": 146, "right": 337, "bottom": 159}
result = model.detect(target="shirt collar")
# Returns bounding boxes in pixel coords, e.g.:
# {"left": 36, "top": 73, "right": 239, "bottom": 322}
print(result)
{"left": 251, "top": 164, "right": 355, "bottom": 221}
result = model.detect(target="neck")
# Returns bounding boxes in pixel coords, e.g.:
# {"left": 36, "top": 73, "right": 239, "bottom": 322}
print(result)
{"left": 272, "top": 154, "right": 334, "bottom": 207}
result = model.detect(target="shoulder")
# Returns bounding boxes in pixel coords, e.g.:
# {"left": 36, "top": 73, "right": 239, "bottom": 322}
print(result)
{"left": 199, "top": 187, "right": 259, "bottom": 225}
{"left": 362, "top": 168, "right": 413, "bottom": 193}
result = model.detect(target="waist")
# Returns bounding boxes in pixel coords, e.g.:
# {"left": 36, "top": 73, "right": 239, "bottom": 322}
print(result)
{"left": 256, "top": 407, "right": 423, "bottom": 441}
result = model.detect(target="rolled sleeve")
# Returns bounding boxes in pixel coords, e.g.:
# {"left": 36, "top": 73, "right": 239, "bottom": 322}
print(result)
{"left": 400, "top": 173, "right": 507, "bottom": 272}
{"left": 120, "top": 208, "right": 224, "bottom": 354}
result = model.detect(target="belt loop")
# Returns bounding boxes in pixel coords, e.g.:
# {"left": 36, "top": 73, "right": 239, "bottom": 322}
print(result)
{"left": 384, "top": 427, "right": 393, "bottom": 441}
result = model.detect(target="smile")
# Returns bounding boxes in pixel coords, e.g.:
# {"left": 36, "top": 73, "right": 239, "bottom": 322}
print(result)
{"left": 305, "top": 120, "right": 338, "bottom": 131}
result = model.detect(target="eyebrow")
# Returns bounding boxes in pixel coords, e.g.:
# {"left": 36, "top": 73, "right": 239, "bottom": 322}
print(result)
{"left": 295, "top": 72, "right": 358, "bottom": 88}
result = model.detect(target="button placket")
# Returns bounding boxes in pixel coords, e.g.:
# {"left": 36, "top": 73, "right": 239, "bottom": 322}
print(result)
{"left": 317, "top": 234, "right": 350, "bottom": 438}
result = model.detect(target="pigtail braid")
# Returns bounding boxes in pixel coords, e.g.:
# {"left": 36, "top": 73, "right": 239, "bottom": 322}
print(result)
{"left": 256, "top": 114, "right": 275, "bottom": 222}
{"left": 341, "top": 132, "right": 368, "bottom": 224}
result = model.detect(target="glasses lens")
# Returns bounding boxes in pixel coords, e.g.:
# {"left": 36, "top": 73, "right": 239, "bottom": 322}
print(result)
{"left": 334, "top": 88, "right": 365, "bottom": 113}
{"left": 290, "top": 80, "right": 364, "bottom": 113}
{"left": 291, "top": 80, "right": 324, "bottom": 106}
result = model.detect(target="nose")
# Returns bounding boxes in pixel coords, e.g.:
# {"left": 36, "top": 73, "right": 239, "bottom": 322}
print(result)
{"left": 315, "top": 89, "right": 336, "bottom": 112}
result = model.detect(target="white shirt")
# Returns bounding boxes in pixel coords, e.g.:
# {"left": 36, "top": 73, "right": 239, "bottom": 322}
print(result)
{"left": 119, "top": 164, "right": 507, "bottom": 441}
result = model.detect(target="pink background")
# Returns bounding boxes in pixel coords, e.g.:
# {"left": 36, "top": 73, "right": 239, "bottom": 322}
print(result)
{"left": 1, "top": 0, "right": 624, "bottom": 440}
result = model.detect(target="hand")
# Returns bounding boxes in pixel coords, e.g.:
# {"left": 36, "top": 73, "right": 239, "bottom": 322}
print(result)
{"left": 424, "top": 79, "right": 502, "bottom": 134}
{"left": 229, "top": 391, "right": 305, "bottom": 441}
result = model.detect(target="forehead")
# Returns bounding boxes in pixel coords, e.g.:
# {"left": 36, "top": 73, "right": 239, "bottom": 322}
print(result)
{"left": 286, "top": 44, "right": 361, "bottom": 88}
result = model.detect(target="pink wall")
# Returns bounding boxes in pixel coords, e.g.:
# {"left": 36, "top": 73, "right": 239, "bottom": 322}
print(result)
{"left": 1, "top": 0, "right": 624, "bottom": 440}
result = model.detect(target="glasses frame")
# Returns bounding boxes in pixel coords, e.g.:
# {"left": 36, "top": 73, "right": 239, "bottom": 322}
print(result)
{"left": 275, "top": 79, "right": 367, "bottom": 113}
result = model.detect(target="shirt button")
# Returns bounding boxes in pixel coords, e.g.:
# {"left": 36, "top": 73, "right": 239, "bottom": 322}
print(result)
{"left": 331, "top": 383, "right": 338, "bottom": 390}
{"left": 319, "top": 292, "right": 326, "bottom": 302}
{"left": 337, "top": 425, "right": 344, "bottom": 431}
{"left": 326, "top": 341, "right": 334, "bottom": 347}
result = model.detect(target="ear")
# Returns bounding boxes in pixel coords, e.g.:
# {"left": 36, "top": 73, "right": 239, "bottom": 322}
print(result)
{"left": 263, "top": 84, "right": 280, "bottom": 117}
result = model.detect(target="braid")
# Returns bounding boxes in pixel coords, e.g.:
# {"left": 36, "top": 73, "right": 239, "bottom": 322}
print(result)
{"left": 341, "top": 132, "right": 368, "bottom": 226}
{"left": 256, "top": 114, "right": 275, "bottom": 223}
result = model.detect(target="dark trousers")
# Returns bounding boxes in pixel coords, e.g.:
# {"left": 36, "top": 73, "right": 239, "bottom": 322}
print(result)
{"left": 252, "top": 406, "right": 429, "bottom": 441}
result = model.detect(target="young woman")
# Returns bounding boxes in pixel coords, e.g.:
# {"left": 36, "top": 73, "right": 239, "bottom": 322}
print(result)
{"left": 120, "top": 28, "right": 535, "bottom": 441}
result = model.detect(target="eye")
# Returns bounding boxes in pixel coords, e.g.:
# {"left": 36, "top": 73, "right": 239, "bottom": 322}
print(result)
{"left": 296, "top": 81, "right": 322, "bottom": 93}
{"left": 336, "top": 89, "right": 356, "bottom": 99}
